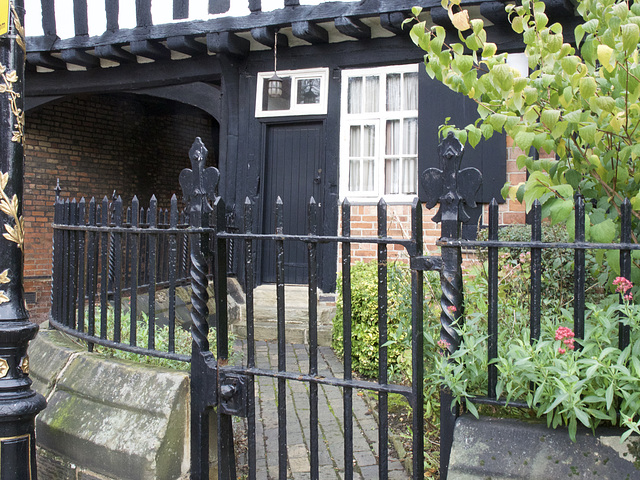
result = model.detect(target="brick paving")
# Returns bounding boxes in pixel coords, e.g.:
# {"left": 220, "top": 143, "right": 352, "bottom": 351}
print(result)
{"left": 237, "top": 340, "right": 410, "bottom": 479}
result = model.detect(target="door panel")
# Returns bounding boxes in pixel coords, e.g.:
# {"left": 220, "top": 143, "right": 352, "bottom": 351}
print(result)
{"left": 262, "top": 122, "right": 323, "bottom": 284}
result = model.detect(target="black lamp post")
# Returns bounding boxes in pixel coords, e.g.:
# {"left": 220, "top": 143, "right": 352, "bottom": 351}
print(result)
{"left": 0, "top": 1, "right": 46, "bottom": 478}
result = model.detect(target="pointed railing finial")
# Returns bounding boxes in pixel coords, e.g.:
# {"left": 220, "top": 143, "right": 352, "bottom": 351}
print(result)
{"left": 180, "top": 137, "right": 220, "bottom": 218}
{"left": 420, "top": 131, "right": 482, "bottom": 224}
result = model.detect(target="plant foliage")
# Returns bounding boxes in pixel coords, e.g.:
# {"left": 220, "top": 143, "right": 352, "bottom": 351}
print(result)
{"left": 408, "top": 0, "right": 640, "bottom": 273}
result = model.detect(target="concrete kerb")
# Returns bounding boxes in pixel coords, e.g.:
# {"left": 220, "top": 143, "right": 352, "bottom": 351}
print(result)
{"left": 30, "top": 325, "right": 214, "bottom": 480}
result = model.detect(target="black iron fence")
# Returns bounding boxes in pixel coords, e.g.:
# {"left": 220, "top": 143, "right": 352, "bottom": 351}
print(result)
{"left": 49, "top": 134, "right": 640, "bottom": 480}
{"left": 51, "top": 192, "right": 193, "bottom": 361}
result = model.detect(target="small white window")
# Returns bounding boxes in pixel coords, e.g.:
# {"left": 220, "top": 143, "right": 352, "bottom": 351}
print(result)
{"left": 255, "top": 68, "right": 329, "bottom": 118}
{"left": 340, "top": 64, "right": 419, "bottom": 201}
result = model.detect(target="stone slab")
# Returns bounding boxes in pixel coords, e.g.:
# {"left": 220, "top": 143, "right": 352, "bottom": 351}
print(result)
{"left": 449, "top": 415, "right": 640, "bottom": 480}
{"left": 30, "top": 328, "right": 198, "bottom": 480}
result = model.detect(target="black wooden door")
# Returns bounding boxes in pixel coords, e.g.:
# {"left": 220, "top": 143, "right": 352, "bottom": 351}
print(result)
{"left": 261, "top": 122, "right": 323, "bottom": 284}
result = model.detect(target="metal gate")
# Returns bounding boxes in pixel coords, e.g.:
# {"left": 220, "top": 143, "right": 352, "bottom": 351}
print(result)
{"left": 186, "top": 132, "right": 476, "bottom": 480}
{"left": 50, "top": 134, "right": 477, "bottom": 480}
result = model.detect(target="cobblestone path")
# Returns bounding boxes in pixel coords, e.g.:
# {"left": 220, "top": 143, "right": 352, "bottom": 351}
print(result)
{"left": 237, "top": 340, "right": 410, "bottom": 479}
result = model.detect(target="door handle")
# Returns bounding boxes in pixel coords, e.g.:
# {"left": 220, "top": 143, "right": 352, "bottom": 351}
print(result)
{"left": 314, "top": 168, "right": 322, "bottom": 184}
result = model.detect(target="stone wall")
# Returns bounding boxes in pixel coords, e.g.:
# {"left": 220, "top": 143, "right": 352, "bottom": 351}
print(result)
{"left": 23, "top": 94, "right": 217, "bottom": 322}
{"left": 30, "top": 326, "right": 217, "bottom": 480}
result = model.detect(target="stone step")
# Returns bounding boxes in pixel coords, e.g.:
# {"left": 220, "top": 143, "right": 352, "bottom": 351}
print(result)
{"left": 227, "top": 281, "right": 336, "bottom": 346}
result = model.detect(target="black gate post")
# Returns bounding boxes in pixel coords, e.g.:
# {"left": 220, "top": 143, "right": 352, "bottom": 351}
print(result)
{"left": 421, "top": 132, "right": 481, "bottom": 479}
{"left": 0, "top": 1, "right": 46, "bottom": 478}
{"left": 180, "top": 138, "right": 220, "bottom": 480}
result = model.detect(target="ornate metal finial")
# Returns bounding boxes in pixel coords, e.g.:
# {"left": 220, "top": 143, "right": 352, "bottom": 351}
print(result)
{"left": 54, "top": 178, "right": 61, "bottom": 202}
{"left": 179, "top": 137, "right": 220, "bottom": 215}
{"left": 420, "top": 132, "right": 482, "bottom": 224}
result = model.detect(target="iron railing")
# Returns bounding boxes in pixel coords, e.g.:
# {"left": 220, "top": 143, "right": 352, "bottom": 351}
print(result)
{"left": 441, "top": 195, "right": 640, "bottom": 407}
{"left": 51, "top": 192, "right": 193, "bottom": 362}
{"left": 49, "top": 134, "right": 640, "bottom": 480}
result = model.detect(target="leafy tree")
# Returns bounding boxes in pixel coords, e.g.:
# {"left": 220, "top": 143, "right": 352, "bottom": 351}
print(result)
{"left": 408, "top": 0, "right": 640, "bottom": 280}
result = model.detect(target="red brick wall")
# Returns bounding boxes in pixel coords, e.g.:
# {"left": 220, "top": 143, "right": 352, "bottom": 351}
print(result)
{"left": 23, "top": 94, "right": 217, "bottom": 322}
{"left": 338, "top": 144, "right": 527, "bottom": 266}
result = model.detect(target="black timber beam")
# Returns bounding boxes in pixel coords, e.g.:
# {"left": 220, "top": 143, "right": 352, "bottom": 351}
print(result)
{"left": 250, "top": 27, "right": 288, "bottom": 48}
{"left": 248, "top": 0, "right": 261, "bottom": 12}
{"left": 430, "top": 6, "right": 453, "bottom": 29}
{"left": 26, "top": 52, "right": 66, "bottom": 70}
{"left": 129, "top": 82, "right": 222, "bottom": 121}
{"left": 479, "top": 1, "right": 510, "bottom": 26}
{"left": 292, "top": 21, "right": 328, "bottom": 44}
{"left": 40, "top": 0, "right": 56, "bottom": 36}
{"left": 206, "top": 32, "right": 250, "bottom": 57}
{"left": 106, "top": 0, "right": 119, "bottom": 32}
{"left": 94, "top": 44, "right": 137, "bottom": 64}
{"left": 209, "top": 0, "right": 230, "bottom": 15}
{"left": 25, "top": 56, "right": 222, "bottom": 96}
{"left": 136, "top": 0, "right": 152, "bottom": 28}
{"left": 130, "top": 40, "right": 172, "bottom": 60}
{"left": 335, "top": 16, "right": 371, "bottom": 39}
{"left": 73, "top": 0, "right": 89, "bottom": 36}
{"left": 380, "top": 12, "right": 409, "bottom": 35}
{"left": 543, "top": 0, "right": 576, "bottom": 20}
{"left": 60, "top": 49, "right": 100, "bottom": 68}
{"left": 27, "top": 0, "right": 430, "bottom": 52}
{"left": 166, "top": 36, "right": 208, "bottom": 56}
{"left": 174, "top": 0, "right": 188, "bottom": 19}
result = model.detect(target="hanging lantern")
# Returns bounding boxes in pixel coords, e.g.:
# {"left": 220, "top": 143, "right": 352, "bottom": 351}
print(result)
{"left": 268, "top": 29, "right": 283, "bottom": 98}
{"left": 268, "top": 73, "right": 283, "bottom": 98}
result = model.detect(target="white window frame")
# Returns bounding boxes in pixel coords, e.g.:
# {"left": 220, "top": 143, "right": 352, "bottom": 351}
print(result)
{"left": 339, "top": 64, "right": 419, "bottom": 203}
{"left": 255, "top": 67, "right": 329, "bottom": 118}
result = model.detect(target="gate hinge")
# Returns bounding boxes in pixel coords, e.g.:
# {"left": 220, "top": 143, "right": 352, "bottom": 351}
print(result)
{"left": 218, "top": 372, "right": 249, "bottom": 417}
{"left": 410, "top": 255, "right": 443, "bottom": 272}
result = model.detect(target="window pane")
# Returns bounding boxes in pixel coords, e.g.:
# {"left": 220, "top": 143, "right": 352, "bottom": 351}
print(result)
{"left": 364, "top": 76, "right": 379, "bottom": 113}
{"left": 403, "top": 118, "right": 418, "bottom": 155}
{"left": 385, "top": 158, "right": 399, "bottom": 194}
{"left": 403, "top": 72, "right": 418, "bottom": 110}
{"left": 349, "top": 160, "right": 361, "bottom": 191}
{"left": 297, "top": 78, "right": 321, "bottom": 104}
{"left": 364, "top": 125, "right": 376, "bottom": 157}
{"left": 386, "top": 120, "right": 400, "bottom": 155}
{"left": 402, "top": 157, "right": 417, "bottom": 194}
{"left": 349, "top": 126, "right": 361, "bottom": 157}
{"left": 348, "top": 77, "right": 362, "bottom": 114}
{"left": 263, "top": 77, "right": 291, "bottom": 111}
{"left": 386, "top": 74, "right": 401, "bottom": 111}
{"left": 363, "top": 159, "right": 375, "bottom": 191}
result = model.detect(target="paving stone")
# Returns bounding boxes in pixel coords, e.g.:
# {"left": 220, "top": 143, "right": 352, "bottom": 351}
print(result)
{"left": 240, "top": 341, "right": 410, "bottom": 479}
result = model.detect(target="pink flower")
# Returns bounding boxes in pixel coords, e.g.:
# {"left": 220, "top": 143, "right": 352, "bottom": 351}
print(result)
{"left": 555, "top": 326, "right": 575, "bottom": 352}
{"left": 555, "top": 326, "right": 575, "bottom": 341}
{"left": 625, "top": 292, "right": 633, "bottom": 302}
{"left": 437, "top": 339, "right": 451, "bottom": 350}
{"left": 613, "top": 277, "right": 633, "bottom": 294}
{"left": 447, "top": 305, "right": 457, "bottom": 313}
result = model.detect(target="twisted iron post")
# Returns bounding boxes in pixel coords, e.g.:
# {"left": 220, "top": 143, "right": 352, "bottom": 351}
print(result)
{"left": 180, "top": 137, "right": 237, "bottom": 480}
{"left": 421, "top": 132, "right": 481, "bottom": 480}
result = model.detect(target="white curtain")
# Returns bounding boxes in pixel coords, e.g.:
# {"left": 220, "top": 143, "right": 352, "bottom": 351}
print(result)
{"left": 348, "top": 77, "right": 362, "bottom": 114}
{"left": 404, "top": 72, "right": 418, "bottom": 110}
{"left": 386, "top": 74, "right": 401, "bottom": 111}
{"left": 365, "top": 76, "right": 380, "bottom": 113}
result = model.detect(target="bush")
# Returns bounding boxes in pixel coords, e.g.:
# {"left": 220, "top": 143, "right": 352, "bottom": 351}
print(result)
{"left": 476, "top": 223, "right": 606, "bottom": 309}
{"left": 332, "top": 261, "right": 440, "bottom": 381}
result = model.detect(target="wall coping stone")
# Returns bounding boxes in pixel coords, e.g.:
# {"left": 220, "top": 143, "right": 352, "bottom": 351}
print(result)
{"left": 29, "top": 325, "right": 210, "bottom": 480}
{"left": 449, "top": 414, "right": 639, "bottom": 480}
